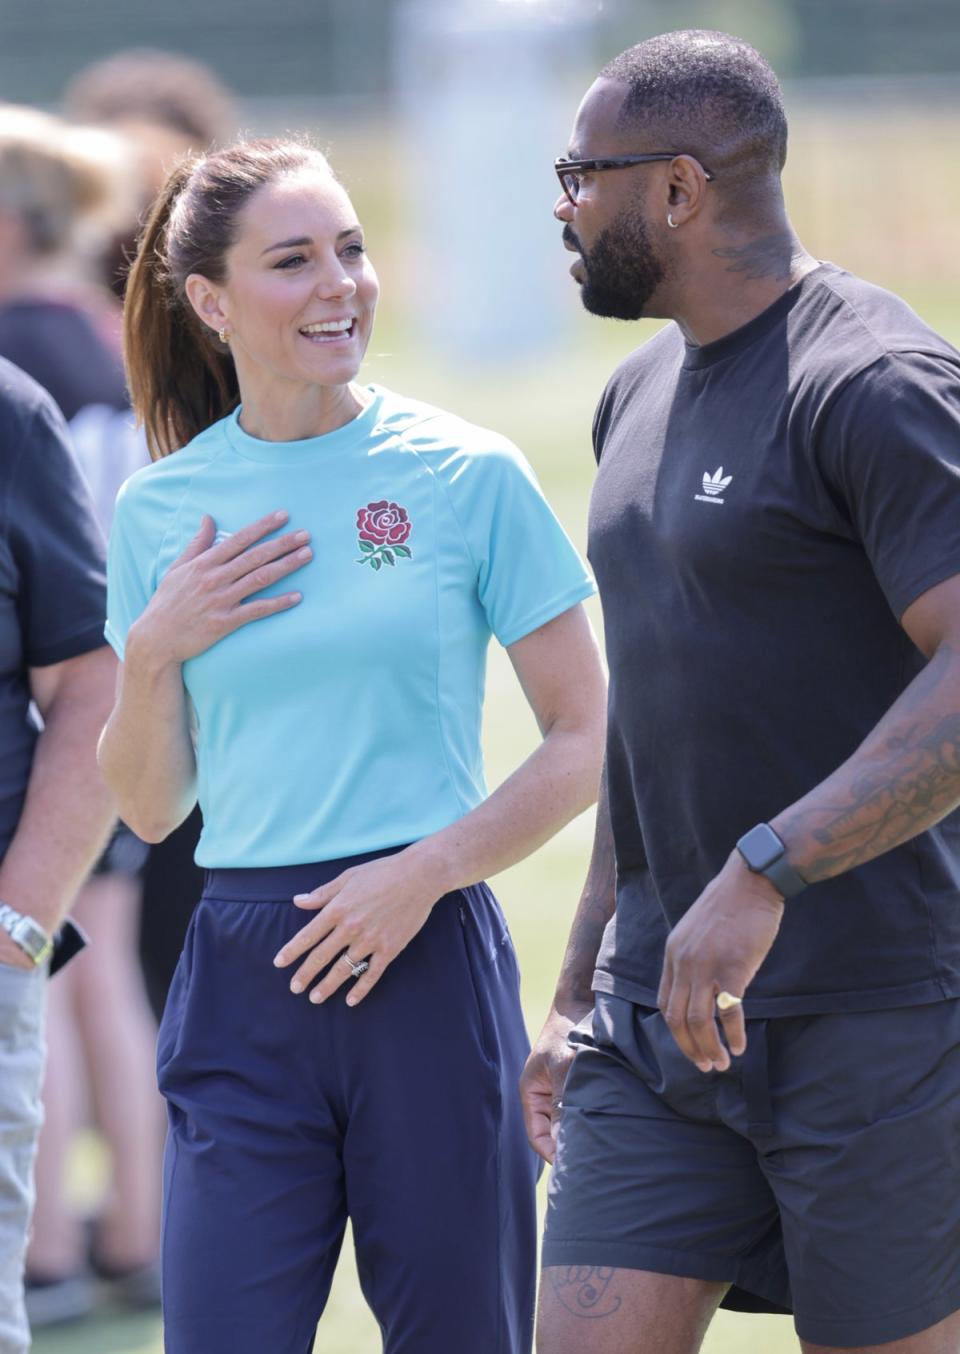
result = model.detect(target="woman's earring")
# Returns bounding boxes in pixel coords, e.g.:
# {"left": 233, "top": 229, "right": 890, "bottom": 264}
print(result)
{"left": 218, "top": 326, "right": 229, "bottom": 344}
{"left": 667, "top": 213, "right": 679, "bottom": 229}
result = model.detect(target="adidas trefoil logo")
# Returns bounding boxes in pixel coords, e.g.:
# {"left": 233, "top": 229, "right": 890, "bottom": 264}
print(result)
{"left": 694, "top": 466, "right": 733, "bottom": 505}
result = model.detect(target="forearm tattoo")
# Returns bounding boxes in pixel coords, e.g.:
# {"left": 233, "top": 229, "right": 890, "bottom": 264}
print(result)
{"left": 779, "top": 647, "right": 960, "bottom": 882}
{"left": 548, "top": 1266, "right": 623, "bottom": 1320}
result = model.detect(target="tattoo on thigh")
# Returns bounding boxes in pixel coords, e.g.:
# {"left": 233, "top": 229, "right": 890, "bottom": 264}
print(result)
{"left": 549, "top": 1266, "right": 623, "bottom": 1319}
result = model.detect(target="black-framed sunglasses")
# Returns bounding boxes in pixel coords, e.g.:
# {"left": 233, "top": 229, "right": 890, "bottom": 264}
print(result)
{"left": 554, "top": 153, "right": 716, "bottom": 206}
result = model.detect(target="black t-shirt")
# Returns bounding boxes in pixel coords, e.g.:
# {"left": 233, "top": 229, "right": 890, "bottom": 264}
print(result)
{"left": 0, "top": 300, "right": 127, "bottom": 423}
{"left": 0, "top": 359, "right": 107, "bottom": 857}
{"left": 589, "top": 263, "right": 960, "bottom": 1016}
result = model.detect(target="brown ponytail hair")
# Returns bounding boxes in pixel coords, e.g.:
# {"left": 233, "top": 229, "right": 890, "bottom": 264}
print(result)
{"left": 123, "top": 138, "right": 331, "bottom": 459}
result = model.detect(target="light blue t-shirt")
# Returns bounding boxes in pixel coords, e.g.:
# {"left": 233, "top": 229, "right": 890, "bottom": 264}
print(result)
{"left": 106, "top": 385, "right": 595, "bottom": 868}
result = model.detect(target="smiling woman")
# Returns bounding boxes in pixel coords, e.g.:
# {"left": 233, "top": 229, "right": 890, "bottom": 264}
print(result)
{"left": 97, "top": 137, "right": 606, "bottom": 1354}
{"left": 123, "top": 141, "right": 378, "bottom": 456}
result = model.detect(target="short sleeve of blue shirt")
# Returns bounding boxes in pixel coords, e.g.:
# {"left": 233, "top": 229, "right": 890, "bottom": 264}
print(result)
{"left": 428, "top": 431, "right": 594, "bottom": 648}
{"left": 105, "top": 480, "right": 150, "bottom": 660}
{"left": 105, "top": 451, "right": 197, "bottom": 660}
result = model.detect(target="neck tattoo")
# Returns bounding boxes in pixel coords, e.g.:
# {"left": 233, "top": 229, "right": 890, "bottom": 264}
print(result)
{"left": 711, "top": 231, "right": 806, "bottom": 282}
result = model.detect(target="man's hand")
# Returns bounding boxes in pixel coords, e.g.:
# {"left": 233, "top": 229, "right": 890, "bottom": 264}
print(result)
{"left": 521, "top": 1002, "right": 591, "bottom": 1163}
{"left": 657, "top": 853, "right": 785, "bottom": 1073}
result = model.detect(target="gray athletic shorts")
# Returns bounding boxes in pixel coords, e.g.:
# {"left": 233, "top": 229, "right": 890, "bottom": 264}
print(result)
{"left": 542, "top": 992, "right": 960, "bottom": 1348}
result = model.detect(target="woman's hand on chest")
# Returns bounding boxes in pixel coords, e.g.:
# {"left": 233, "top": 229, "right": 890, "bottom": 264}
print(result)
{"left": 131, "top": 511, "right": 312, "bottom": 665}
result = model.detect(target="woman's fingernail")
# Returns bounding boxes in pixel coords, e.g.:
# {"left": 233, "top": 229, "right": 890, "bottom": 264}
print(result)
{"left": 290, "top": 980, "right": 303, "bottom": 994}
{"left": 293, "top": 894, "right": 309, "bottom": 903}
{"left": 310, "top": 990, "right": 324, "bottom": 1004}
{"left": 346, "top": 996, "right": 357, "bottom": 1007}
{"left": 273, "top": 954, "right": 284, "bottom": 967}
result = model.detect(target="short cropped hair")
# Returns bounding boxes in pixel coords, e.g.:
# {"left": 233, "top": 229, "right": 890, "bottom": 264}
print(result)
{"left": 601, "top": 30, "right": 788, "bottom": 184}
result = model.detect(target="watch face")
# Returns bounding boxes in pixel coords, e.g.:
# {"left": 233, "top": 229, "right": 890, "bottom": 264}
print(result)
{"left": 740, "top": 824, "right": 783, "bottom": 872}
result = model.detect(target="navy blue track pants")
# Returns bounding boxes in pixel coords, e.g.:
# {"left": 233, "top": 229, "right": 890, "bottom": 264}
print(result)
{"left": 157, "top": 852, "right": 540, "bottom": 1354}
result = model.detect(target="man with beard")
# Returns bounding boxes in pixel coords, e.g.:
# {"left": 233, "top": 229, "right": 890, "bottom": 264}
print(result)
{"left": 521, "top": 28, "right": 960, "bottom": 1354}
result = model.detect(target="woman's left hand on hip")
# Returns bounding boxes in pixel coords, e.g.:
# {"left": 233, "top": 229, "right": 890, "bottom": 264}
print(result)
{"left": 271, "top": 847, "right": 449, "bottom": 1007}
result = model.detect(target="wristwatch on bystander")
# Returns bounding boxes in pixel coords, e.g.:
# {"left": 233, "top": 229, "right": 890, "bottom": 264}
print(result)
{"left": 735, "top": 823, "right": 807, "bottom": 899}
{"left": 0, "top": 901, "right": 53, "bottom": 966}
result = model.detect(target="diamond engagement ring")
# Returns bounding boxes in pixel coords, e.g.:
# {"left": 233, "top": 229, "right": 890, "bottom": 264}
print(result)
{"left": 340, "top": 952, "right": 369, "bottom": 979}
{"left": 716, "top": 991, "right": 743, "bottom": 1012}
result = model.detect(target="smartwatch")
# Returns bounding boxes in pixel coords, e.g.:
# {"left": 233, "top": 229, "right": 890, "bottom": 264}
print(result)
{"left": 0, "top": 901, "right": 54, "bottom": 966}
{"left": 735, "top": 824, "right": 807, "bottom": 899}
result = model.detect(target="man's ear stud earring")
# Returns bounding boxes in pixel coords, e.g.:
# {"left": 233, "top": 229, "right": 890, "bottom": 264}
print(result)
{"left": 667, "top": 213, "right": 679, "bottom": 229}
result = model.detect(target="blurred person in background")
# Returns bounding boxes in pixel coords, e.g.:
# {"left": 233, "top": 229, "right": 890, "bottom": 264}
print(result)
{"left": 0, "top": 104, "right": 166, "bottom": 1327}
{"left": 0, "top": 107, "right": 131, "bottom": 419}
{"left": 63, "top": 48, "right": 240, "bottom": 1026}
{"left": 63, "top": 47, "right": 238, "bottom": 300}
{"left": 99, "top": 136, "right": 606, "bottom": 1354}
{"left": 0, "top": 354, "right": 116, "bottom": 1354}
{"left": 526, "top": 27, "right": 960, "bottom": 1354}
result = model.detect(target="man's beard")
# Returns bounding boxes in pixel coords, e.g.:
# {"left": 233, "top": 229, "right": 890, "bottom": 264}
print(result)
{"left": 566, "top": 212, "right": 666, "bottom": 320}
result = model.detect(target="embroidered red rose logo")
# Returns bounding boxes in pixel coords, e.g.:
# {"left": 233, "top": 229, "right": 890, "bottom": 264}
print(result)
{"left": 355, "top": 500, "right": 413, "bottom": 571}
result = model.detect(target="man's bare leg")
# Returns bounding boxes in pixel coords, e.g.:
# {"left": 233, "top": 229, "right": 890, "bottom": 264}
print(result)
{"left": 538, "top": 1267, "right": 727, "bottom": 1354}
{"left": 802, "top": 1307, "right": 960, "bottom": 1354}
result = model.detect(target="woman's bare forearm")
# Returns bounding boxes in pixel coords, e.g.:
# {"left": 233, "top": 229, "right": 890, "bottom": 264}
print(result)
{"left": 97, "top": 621, "right": 197, "bottom": 842}
{"left": 407, "top": 607, "right": 606, "bottom": 900}
{"left": 410, "top": 719, "right": 604, "bottom": 900}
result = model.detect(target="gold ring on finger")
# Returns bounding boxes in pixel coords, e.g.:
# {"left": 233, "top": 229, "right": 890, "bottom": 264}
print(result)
{"left": 716, "top": 990, "right": 743, "bottom": 1013}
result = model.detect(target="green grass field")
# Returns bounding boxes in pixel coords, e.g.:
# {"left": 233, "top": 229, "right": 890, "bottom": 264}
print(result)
{"left": 31, "top": 104, "right": 960, "bottom": 1353}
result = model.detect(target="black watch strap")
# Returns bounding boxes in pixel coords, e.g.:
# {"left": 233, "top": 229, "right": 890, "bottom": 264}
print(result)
{"left": 736, "top": 823, "right": 806, "bottom": 899}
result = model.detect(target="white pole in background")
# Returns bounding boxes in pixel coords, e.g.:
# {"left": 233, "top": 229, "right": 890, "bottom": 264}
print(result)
{"left": 394, "top": 0, "right": 597, "bottom": 362}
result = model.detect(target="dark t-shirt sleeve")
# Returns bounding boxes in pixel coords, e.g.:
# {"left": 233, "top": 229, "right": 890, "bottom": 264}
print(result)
{"left": 8, "top": 393, "right": 107, "bottom": 666}
{"left": 819, "top": 350, "right": 960, "bottom": 619}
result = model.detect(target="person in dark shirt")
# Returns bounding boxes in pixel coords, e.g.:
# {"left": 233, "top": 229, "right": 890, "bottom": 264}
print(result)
{"left": 522, "top": 29, "right": 960, "bottom": 1354}
{"left": 0, "top": 103, "right": 164, "bottom": 1324}
{"left": 0, "top": 359, "right": 116, "bottom": 1353}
